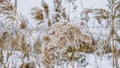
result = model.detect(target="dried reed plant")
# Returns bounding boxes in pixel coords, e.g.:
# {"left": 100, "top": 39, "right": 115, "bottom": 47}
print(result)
{"left": 0, "top": 0, "right": 39, "bottom": 67}
{"left": 81, "top": 0, "right": 120, "bottom": 68}
{"left": 31, "top": 0, "right": 67, "bottom": 26}
{"left": 41, "top": 22, "right": 92, "bottom": 68}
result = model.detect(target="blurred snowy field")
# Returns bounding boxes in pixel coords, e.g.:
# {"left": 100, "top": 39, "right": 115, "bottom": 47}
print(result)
{"left": 1, "top": 51, "right": 119, "bottom": 68}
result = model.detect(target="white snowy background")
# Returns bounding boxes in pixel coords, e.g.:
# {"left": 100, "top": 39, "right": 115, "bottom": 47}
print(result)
{"left": 1, "top": 0, "right": 120, "bottom": 68}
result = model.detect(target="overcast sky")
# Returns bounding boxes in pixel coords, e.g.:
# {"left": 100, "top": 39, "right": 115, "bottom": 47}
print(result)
{"left": 12, "top": 0, "right": 107, "bottom": 29}
{"left": 17, "top": 0, "right": 107, "bottom": 16}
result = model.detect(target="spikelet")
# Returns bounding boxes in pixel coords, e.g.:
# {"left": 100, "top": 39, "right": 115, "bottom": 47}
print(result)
{"left": 42, "top": 1, "right": 49, "bottom": 18}
{"left": 31, "top": 7, "right": 44, "bottom": 21}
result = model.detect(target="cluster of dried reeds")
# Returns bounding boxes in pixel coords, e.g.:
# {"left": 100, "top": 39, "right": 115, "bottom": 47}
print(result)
{"left": 0, "top": 0, "right": 120, "bottom": 68}
{"left": 0, "top": 0, "right": 37, "bottom": 67}
{"left": 81, "top": 0, "right": 120, "bottom": 68}
{"left": 40, "top": 22, "right": 93, "bottom": 68}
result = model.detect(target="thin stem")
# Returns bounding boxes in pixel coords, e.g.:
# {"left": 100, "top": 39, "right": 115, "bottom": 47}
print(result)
{"left": 15, "top": 0, "right": 17, "bottom": 13}
{"left": 111, "top": 2, "right": 115, "bottom": 68}
{"left": 115, "top": 54, "right": 118, "bottom": 68}
{"left": 72, "top": 47, "right": 74, "bottom": 68}
{"left": 111, "top": 13, "right": 115, "bottom": 68}
{"left": 13, "top": 12, "right": 41, "bottom": 50}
